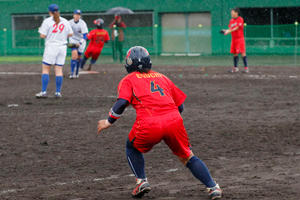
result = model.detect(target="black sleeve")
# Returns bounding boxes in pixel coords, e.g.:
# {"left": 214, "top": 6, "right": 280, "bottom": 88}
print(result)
{"left": 178, "top": 104, "right": 184, "bottom": 113}
{"left": 107, "top": 98, "right": 129, "bottom": 124}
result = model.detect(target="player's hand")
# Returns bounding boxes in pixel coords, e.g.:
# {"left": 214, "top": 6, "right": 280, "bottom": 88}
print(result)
{"left": 224, "top": 29, "right": 230, "bottom": 35}
{"left": 97, "top": 119, "right": 112, "bottom": 134}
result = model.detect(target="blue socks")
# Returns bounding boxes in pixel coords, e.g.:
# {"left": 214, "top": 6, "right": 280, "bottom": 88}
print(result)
{"left": 75, "top": 59, "right": 80, "bottom": 76}
{"left": 70, "top": 59, "right": 77, "bottom": 75}
{"left": 126, "top": 139, "right": 146, "bottom": 179}
{"left": 186, "top": 156, "right": 216, "bottom": 188}
{"left": 41, "top": 74, "right": 49, "bottom": 92}
{"left": 55, "top": 76, "right": 63, "bottom": 93}
{"left": 243, "top": 56, "right": 248, "bottom": 68}
{"left": 233, "top": 56, "right": 239, "bottom": 67}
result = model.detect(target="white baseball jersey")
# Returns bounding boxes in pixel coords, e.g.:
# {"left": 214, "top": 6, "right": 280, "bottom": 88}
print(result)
{"left": 39, "top": 16, "right": 73, "bottom": 46}
{"left": 69, "top": 19, "right": 88, "bottom": 43}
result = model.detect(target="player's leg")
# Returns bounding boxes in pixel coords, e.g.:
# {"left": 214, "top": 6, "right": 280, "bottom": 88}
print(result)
{"left": 126, "top": 120, "right": 164, "bottom": 198}
{"left": 118, "top": 41, "right": 124, "bottom": 63}
{"left": 81, "top": 47, "right": 92, "bottom": 69}
{"left": 241, "top": 52, "right": 249, "bottom": 73}
{"left": 112, "top": 40, "right": 117, "bottom": 61}
{"left": 36, "top": 63, "right": 51, "bottom": 98}
{"left": 53, "top": 45, "right": 67, "bottom": 97}
{"left": 233, "top": 53, "right": 239, "bottom": 70}
{"left": 229, "top": 41, "right": 239, "bottom": 73}
{"left": 70, "top": 48, "right": 78, "bottom": 79}
{"left": 126, "top": 139, "right": 151, "bottom": 198}
{"left": 164, "top": 115, "right": 222, "bottom": 199}
{"left": 240, "top": 39, "right": 248, "bottom": 73}
{"left": 75, "top": 42, "right": 86, "bottom": 77}
{"left": 87, "top": 51, "right": 100, "bottom": 71}
{"left": 36, "top": 45, "right": 56, "bottom": 98}
{"left": 54, "top": 65, "right": 63, "bottom": 98}
{"left": 75, "top": 53, "right": 81, "bottom": 78}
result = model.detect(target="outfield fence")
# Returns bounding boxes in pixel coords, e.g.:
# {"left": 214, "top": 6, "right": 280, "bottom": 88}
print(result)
{"left": 1, "top": 24, "right": 300, "bottom": 56}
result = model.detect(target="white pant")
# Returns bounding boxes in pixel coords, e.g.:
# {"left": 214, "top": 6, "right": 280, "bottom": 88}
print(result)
{"left": 43, "top": 44, "right": 67, "bottom": 66}
{"left": 69, "top": 38, "right": 86, "bottom": 54}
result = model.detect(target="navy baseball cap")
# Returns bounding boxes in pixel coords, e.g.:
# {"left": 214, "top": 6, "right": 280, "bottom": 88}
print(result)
{"left": 74, "top": 9, "right": 81, "bottom": 15}
{"left": 48, "top": 4, "right": 59, "bottom": 12}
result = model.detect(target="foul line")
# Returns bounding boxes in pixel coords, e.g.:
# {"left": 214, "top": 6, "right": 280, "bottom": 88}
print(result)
{"left": 0, "top": 71, "right": 99, "bottom": 75}
{"left": 0, "top": 168, "right": 178, "bottom": 196}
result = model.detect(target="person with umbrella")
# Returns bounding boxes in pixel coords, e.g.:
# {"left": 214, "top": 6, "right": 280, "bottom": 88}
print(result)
{"left": 109, "top": 14, "right": 126, "bottom": 63}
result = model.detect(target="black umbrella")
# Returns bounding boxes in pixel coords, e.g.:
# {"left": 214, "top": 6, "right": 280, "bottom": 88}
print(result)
{"left": 106, "top": 7, "right": 134, "bottom": 15}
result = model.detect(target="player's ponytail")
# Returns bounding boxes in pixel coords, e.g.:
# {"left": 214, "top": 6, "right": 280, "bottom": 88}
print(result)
{"left": 53, "top": 11, "right": 60, "bottom": 25}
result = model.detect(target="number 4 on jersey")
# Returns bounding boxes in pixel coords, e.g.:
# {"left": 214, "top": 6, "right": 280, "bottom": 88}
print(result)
{"left": 150, "top": 81, "right": 164, "bottom": 96}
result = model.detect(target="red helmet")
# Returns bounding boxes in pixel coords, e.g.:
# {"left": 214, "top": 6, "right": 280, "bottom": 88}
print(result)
{"left": 115, "top": 14, "right": 121, "bottom": 20}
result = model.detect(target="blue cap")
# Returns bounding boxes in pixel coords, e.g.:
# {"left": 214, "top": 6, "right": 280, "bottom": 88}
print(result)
{"left": 48, "top": 4, "right": 59, "bottom": 12}
{"left": 74, "top": 9, "right": 81, "bottom": 15}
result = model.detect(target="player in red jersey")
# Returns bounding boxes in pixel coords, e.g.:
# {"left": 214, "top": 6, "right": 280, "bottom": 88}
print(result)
{"left": 222, "top": 8, "right": 248, "bottom": 73}
{"left": 80, "top": 18, "right": 110, "bottom": 71}
{"left": 97, "top": 46, "right": 222, "bottom": 199}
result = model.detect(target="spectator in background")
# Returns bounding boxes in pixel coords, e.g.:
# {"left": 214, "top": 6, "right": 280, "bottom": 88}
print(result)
{"left": 110, "top": 14, "right": 126, "bottom": 63}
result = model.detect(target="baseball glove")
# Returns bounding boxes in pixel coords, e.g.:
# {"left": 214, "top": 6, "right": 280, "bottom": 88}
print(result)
{"left": 67, "top": 43, "right": 80, "bottom": 48}
{"left": 220, "top": 29, "right": 226, "bottom": 35}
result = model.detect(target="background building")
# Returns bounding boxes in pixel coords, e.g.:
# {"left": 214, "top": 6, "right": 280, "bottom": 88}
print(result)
{"left": 1, "top": 0, "right": 300, "bottom": 55}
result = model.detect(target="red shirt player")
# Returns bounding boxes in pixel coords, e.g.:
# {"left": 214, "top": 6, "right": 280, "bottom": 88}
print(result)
{"left": 81, "top": 18, "right": 110, "bottom": 71}
{"left": 222, "top": 8, "right": 248, "bottom": 73}
{"left": 97, "top": 46, "right": 222, "bottom": 199}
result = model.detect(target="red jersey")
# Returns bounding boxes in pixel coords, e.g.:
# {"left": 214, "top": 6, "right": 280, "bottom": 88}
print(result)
{"left": 87, "top": 29, "right": 110, "bottom": 49}
{"left": 117, "top": 70, "right": 186, "bottom": 118}
{"left": 229, "top": 16, "right": 244, "bottom": 40}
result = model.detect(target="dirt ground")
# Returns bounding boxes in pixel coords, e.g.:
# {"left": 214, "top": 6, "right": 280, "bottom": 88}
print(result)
{"left": 0, "top": 63, "right": 299, "bottom": 200}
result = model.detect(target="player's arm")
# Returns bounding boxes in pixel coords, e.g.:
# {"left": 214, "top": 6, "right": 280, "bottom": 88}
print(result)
{"left": 81, "top": 22, "right": 89, "bottom": 41}
{"left": 38, "top": 20, "right": 48, "bottom": 39}
{"left": 223, "top": 26, "right": 239, "bottom": 35}
{"left": 66, "top": 22, "right": 73, "bottom": 37}
{"left": 97, "top": 98, "right": 129, "bottom": 133}
{"left": 165, "top": 76, "right": 187, "bottom": 113}
{"left": 97, "top": 78, "right": 133, "bottom": 134}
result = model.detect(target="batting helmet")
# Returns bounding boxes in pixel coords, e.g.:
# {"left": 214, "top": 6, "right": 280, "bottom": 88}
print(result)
{"left": 93, "top": 18, "right": 104, "bottom": 28}
{"left": 125, "top": 46, "right": 152, "bottom": 73}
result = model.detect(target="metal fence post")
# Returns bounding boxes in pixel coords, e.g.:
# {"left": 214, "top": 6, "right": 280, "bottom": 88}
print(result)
{"left": 295, "top": 21, "right": 298, "bottom": 65}
{"left": 3, "top": 28, "right": 7, "bottom": 56}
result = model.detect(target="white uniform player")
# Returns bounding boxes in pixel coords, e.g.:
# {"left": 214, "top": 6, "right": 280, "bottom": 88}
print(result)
{"left": 39, "top": 17, "right": 73, "bottom": 66}
{"left": 36, "top": 4, "right": 73, "bottom": 98}
{"left": 69, "top": 9, "right": 88, "bottom": 79}
{"left": 69, "top": 19, "right": 88, "bottom": 53}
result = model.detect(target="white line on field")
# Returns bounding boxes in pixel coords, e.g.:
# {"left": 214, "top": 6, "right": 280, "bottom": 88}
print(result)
{"left": 0, "top": 72, "right": 40, "bottom": 75}
{"left": 0, "top": 168, "right": 179, "bottom": 196}
{"left": 0, "top": 71, "right": 299, "bottom": 80}
{"left": 0, "top": 71, "right": 99, "bottom": 75}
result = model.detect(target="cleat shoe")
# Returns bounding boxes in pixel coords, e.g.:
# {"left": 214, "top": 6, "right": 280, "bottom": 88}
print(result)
{"left": 207, "top": 183, "right": 222, "bottom": 200}
{"left": 228, "top": 67, "right": 239, "bottom": 73}
{"left": 243, "top": 68, "right": 249, "bottom": 73}
{"left": 54, "top": 92, "right": 62, "bottom": 98}
{"left": 35, "top": 91, "right": 47, "bottom": 99}
{"left": 132, "top": 179, "right": 151, "bottom": 198}
{"left": 69, "top": 74, "right": 74, "bottom": 79}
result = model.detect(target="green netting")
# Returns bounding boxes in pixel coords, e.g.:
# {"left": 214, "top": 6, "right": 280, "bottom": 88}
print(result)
{"left": 1, "top": 24, "right": 300, "bottom": 56}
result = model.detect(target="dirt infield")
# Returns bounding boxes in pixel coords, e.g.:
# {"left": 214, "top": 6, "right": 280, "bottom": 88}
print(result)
{"left": 0, "top": 64, "right": 299, "bottom": 200}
